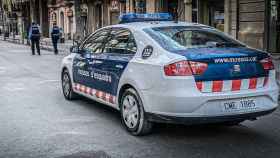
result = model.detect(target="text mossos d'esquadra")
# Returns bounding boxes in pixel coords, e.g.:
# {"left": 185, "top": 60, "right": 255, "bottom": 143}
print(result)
{"left": 78, "top": 69, "right": 112, "bottom": 83}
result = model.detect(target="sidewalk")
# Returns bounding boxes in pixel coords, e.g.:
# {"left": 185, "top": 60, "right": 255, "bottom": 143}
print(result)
{"left": 1, "top": 35, "right": 72, "bottom": 55}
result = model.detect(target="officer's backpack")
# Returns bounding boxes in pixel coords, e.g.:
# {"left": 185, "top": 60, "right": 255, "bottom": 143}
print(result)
{"left": 31, "top": 26, "right": 40, "bottom": 39}
{"left": 52, "top": 26, "right": 60, "bottom": 40}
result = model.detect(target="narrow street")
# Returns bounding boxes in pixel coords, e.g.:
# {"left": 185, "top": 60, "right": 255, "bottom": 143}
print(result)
{"left": 0, "top": 41, "right": 280, "bottom": 158}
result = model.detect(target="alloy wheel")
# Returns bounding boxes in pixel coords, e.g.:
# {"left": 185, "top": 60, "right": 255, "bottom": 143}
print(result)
{"left": 122, "top": 94, "right": 140, "bottom": 129}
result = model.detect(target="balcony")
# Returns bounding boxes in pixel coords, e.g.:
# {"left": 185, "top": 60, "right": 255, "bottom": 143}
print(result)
{"left": 13, "top": 0, "right": 29, "bottom": 3}
{"left": 64, "top": 0, "right": 74, "bottom": 6}
{"left": 48, "top": 0, "right": 74, "bottom": 7}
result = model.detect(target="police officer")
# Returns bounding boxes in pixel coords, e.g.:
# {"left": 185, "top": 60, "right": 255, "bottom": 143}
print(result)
{"left": 51, "top": 23, "right": 60, "bottom": 55}
{"left": 29, "top": 22, "right": 41, "bottom": 55}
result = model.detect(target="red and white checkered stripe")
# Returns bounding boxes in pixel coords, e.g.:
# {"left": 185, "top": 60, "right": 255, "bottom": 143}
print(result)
{"left": 73, "top": 83, "right": 116, "bottom": 104}
{"left": 196, "top": 77, "right": 269, "bottom": 93}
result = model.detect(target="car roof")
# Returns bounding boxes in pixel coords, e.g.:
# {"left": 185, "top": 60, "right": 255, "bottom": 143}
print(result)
{"left": 103, "top": 21, "right": 212, "bottom": 31}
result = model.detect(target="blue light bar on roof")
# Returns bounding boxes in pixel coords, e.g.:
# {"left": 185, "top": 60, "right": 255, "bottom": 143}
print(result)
{"left": 119, "top": 13, "right": 173, "bottom": 24}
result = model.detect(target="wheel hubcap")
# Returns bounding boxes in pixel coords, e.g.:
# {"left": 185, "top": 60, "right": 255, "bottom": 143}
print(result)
{"left": 122, "top": 95, "right": 139, "bottom": 129}
{"left": 62, "top": 73, "right": 70, "bottom": 97}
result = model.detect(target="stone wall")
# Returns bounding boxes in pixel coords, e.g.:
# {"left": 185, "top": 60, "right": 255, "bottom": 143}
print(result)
{"left": 238, "top": 0, "right": 265, "bottom": 49}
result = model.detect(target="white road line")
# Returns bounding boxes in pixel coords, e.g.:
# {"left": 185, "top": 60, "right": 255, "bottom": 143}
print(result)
{"left": 2, "top": 83, "right": 25, "bottom": 92}
{"left": 38, "top": 80, "right": 60, "bottom": 84}
{"left": 0, "top": 66, "right": 6, "bottom": 73}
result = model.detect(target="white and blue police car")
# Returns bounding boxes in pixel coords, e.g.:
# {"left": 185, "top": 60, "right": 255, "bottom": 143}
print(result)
{"left": 61, "top": 13, "right": 278, "bottom": 135}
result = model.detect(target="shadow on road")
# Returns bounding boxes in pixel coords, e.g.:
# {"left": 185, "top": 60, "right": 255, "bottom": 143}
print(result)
{"left": 72, "top": 96, "right": 278, "bottom": 143}
{"left": 55, "top": 95, "right": 280, "bottom": 158}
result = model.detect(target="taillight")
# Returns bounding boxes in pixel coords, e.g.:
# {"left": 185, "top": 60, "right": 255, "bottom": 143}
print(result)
{"left": 164, "top": 60, "right": 208, "bottom": 76}
{"left": 260, "top": 57, "right": 274, "bottom": 70}
{"left": 189, "top": 61, "right": 208, "bottom": 75}
{"left": 164, "top": 61, "right": 192, "bottom": 76}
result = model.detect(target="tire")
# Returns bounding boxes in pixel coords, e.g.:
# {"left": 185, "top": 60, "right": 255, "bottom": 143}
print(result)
{"left": 61, "top": 69, "right": 78, "bottom": 100}
{"left": 120, "top": 88, "right": 153, "bottom": 136}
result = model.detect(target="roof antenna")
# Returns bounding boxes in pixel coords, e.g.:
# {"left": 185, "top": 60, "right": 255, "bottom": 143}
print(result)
{"left": 174, "top": 6, "right": 184, "bottom": 23}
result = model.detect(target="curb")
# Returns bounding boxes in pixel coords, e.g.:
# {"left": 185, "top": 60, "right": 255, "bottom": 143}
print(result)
{"left": 1, "top": 38, "right": 70, "bottom": 55}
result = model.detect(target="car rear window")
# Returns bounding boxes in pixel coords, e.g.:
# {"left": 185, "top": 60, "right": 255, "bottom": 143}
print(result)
{"left": 143, "top": 26, "right": 244, "bottom": 51}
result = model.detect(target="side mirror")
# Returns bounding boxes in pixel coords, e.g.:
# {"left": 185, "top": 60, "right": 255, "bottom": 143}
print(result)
{"left": 70, "top": 45, "right": 79, "bottom": 53}
{"left": 73, "top": 39, "right": 80, "bottom": 46}
{"left": 70, "top": 39, "right": 81, "bottom": 53}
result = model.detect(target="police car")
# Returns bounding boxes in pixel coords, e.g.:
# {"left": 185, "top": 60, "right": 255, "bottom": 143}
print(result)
{"left": 61, "top": 13, "right": 278, "bottom": 135}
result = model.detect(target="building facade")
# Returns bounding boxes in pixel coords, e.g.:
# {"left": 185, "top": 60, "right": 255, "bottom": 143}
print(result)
{"left": 0, "top": 0, "right": 49, "bottom": 41}
{"left": 48, "top": 0, "right": 75, "bottom": 39}
{"left": 0, "top": 0, "right": 279, "bottom": 54}
{"left": 85, "top": 0, "right": 126, "bottom": 35}
{"left": 229, "top": 0, "right": 279, "bottom": 54}
{"left": 123, "top": 0, "right": 280, "bottom": 54}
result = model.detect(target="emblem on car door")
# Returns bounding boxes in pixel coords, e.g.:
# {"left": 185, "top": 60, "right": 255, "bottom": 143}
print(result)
{"left": 233, "top": 64, "right": 241, "bottom": 73}
{"left": 142, "top": 45, "right": 153, "bottom": 59}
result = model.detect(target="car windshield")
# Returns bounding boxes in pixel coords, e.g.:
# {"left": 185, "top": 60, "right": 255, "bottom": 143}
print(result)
{"left": 143, "top": 26, "right": 245, "bottom": 51}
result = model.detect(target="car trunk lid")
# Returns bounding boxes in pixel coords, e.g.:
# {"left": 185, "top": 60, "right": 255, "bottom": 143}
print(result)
{"left": 174, "top": 47, "right": 271, "bottom": 93}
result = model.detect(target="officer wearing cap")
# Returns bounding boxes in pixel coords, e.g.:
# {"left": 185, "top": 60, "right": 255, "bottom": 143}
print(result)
{"left": 28, "top": 22, "right": 41, "bottom": 55}
{"left": 51, "top": 23, "right": 60, "bottom": 55}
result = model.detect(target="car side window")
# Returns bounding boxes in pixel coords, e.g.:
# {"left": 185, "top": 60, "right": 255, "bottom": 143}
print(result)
{"left": 103, "top": 28, "right": 137, "bottom": 55}
{"left": 82, "top": 29, "right": 110, "bottom": 54}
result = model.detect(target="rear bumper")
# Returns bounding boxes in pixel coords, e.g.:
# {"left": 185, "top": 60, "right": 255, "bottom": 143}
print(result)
{"left": 140, "top": 70, "right": 279, "bottom": 117}
{"left": 146, "top": 108, "right": 277, "bottom": 125}
{"left": 141, "top": 86, "right": 279, "bottom": 117}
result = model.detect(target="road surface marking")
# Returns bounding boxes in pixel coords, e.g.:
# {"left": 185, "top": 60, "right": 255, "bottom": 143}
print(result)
{"left": 38, "top": 79, "right": 60, "bottom": 84}
{"left": 0, "top": 66, "right": 6, "bottom": 73}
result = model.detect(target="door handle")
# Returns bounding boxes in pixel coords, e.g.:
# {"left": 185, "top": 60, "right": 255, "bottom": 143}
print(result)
{"left": 76, "top": 61, "right": 86, "bottom": 67}
{"left": 115, "top": 64, "right": 124, "bottom": 69}
{"left": 93, "top": 60, "right": 103, "bottom": 64}
{"left": 76, "top": 56, "right": 85, "bottom": 60}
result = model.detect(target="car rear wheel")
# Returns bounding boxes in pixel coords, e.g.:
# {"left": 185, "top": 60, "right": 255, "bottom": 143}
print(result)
{"left": 62, "top": 69, "right": 78, "bottom": 100}
{"left": 120, "top": 88, "right": 153, "bottom": 136}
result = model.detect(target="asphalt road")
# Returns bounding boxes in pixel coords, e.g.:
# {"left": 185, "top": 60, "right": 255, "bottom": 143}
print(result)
{"left": 0, "top": 41, "right": 280, "bottom": 158}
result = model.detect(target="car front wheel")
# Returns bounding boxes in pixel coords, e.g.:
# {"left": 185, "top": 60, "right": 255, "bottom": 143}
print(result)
{"left": 120, "top": 88, "right": 153, "bottom": 136}
{"left": 61, "top": 69, "right": 78, "bottom": 100}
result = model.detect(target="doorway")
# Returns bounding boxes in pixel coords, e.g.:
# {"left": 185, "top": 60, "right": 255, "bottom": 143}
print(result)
{"left": 95, "top": 3, "right": 102, "bottom": 29}
{"left": 110, "top": 11, "right": 119, "bottom": 25}
{"left": 68, "top": 17, "right": 73, "bottom": 39}
{"left": 198, "top": 0, "right": 225, "bottom": 31}
{"left": 167, "top": 0, "right": 178, "bottom": 18}
{"left": 267, "top": 0, "right": 280, "bottom": 53}
{"left": 60, "top": 12, "right": 64, "bottom": 31}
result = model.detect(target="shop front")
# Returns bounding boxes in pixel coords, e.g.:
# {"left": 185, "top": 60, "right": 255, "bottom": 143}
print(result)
{"left": 109, "top": 0, "right": 122, "bottom": 25}
{"left": 196, "top": 0, "right": 225, "bottom": 31}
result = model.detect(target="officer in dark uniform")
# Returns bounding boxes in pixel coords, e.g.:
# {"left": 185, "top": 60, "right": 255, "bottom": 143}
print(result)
{"left": 51, "top": 23, "right": 60, "bottom": 55}
{"left": 29, "top": 22, "right": 41, "bottom": 55}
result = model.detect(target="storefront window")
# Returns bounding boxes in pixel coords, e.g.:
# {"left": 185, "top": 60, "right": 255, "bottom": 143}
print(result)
{"left": 196, "top": 0, "right": 224, "bottom": 31}
{"left": 213, "top": 10, "right": 224, "bottom": 31}
{"left": 134, "top": 0, "right": 146, "bottom": 13}
{"left": 209, "top": 0, "right": 224, "bottom": 31}
{"left": 167, "top": 0, "right": 178, "bottom": 18}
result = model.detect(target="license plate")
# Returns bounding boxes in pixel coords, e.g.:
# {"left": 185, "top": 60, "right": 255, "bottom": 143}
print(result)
{"left": 221, "top": 98, "right": 258, "bottom": 113}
